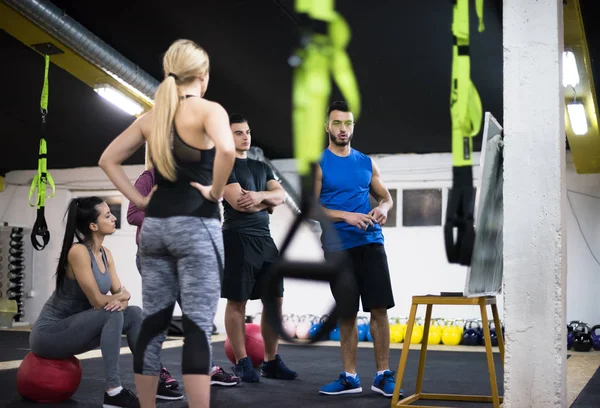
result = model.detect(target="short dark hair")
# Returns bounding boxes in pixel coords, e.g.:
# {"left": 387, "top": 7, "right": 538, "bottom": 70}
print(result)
{"left": 229, "top": 113, "right": 247, "bottom": 125}
{"left": 327, "top": 101, "right": 351, "bottom": 118}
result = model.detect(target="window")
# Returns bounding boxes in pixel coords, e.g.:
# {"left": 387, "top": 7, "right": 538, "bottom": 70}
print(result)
{"left": 402, "top": 189, "right": 442, "bottom": 227}
{"left": 369, "top": 189, "right": 397, "bottom": 227}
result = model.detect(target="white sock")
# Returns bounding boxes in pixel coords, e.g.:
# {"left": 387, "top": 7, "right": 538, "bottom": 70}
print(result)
{"left": 107, "top": 386, "right": 123, "bottom": 397}
{"left": 377, "top": 370, "right": 388, "bottom": 376}
{"left": 345, "top": 372, "right": 357, "bottom": 378}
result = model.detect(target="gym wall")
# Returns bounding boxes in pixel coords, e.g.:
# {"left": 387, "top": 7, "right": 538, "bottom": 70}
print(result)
{"left": 0, "top": 151, "right": 597, "bottom": 332}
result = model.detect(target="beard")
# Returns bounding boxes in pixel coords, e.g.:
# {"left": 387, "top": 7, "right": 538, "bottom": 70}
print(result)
{"left": 329, "top": 131, "right": 353, "bottom": 146}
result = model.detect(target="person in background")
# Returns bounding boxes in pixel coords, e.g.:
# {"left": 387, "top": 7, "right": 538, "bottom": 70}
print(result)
{"left": 30, "top": 197, "right": 142, "bottom": 408}
{"left": 220, "top": 113, "right": 297, "bottom": 383}
{"left": 315, "top": 100, "right": 399, "bottom": 399}
{"left": 127, "top": 146, "right": 241, "bottom": 388}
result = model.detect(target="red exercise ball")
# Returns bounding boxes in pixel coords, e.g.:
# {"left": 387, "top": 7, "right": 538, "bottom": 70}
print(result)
{"left": 17, "top": 352, "right": 82, "bottom": 403}
{"left": 224, "top": 323, "right": 265, "bottom": 368}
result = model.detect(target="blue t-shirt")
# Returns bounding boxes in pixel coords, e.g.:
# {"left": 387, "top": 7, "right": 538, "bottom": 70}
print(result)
{"left": 318, "top": 148, "right": 384, "bottom": 252}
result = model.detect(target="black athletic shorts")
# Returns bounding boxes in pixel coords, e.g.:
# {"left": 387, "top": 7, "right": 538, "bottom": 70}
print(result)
{"left": 324, "top": 243, "right": 395, "bottom": 313}
{"left": 221, "top": 230, "right": 284, "bottom": 301}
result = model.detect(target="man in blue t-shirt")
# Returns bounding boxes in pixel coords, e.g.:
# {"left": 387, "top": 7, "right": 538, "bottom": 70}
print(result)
{"left": 316, "top": 101, "right": 400, "bottom": 399}
{"left": 221, "top": 113, "right": 297, "bottom": 383}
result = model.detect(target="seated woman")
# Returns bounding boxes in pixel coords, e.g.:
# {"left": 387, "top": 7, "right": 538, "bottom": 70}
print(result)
{"left": 29, "top": 197, "right": 143, "bottom": 408}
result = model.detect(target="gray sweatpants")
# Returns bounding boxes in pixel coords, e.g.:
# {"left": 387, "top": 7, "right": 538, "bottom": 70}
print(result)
{"left": 135, "top": 216, "right": 223, "bottom": 376}
{"left": 30, "top": 306, "right": 142, "bottom": 389}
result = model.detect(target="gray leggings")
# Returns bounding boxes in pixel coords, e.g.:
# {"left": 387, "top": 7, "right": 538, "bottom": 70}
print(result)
{"left": 30, "top": 306, "right": 142, "bottom": 389}
{"left": 135, "top": 216, "right": 223, "bottom": 376}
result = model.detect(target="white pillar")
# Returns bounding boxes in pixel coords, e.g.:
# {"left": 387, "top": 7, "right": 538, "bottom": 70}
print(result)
{"left": 503, "top": 1, "right": 567, "bottom": 407}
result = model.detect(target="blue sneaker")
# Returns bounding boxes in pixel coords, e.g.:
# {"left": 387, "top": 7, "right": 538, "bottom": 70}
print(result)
{"left": 371, "top": 370, "right": 400, "bottom": 398}
{"left": 319, "top": 372, "right": 362, "bottom": 395}
{"left": 232, "top": 356, "right": 260, "bottom": 383}
{"left": 261, "top": 354, "right": 298, "bottom": 380}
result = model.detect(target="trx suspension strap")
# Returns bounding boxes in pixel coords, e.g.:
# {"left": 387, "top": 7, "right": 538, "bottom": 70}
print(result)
{"left": 444, "top": 0, "right": 484, "bottom": 266}
{"left": 263, "top": 0, "right": 361, "bottom": 344}
{"left": 29, "top": 55, "right": 55, "bottom": 251}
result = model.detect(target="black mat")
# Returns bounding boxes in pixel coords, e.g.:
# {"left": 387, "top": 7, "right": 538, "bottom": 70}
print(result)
{"left": 0, "top": 330, "right": 589, "bottom": 408}
{"left": 572, "top": 364, "right": 600, "bottom": 408}
{"left": 1, "top": 337, "right": 505, "bottom": 408}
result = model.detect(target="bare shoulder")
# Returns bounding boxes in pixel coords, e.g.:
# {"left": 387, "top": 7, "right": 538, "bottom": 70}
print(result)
{"left": 136, "top": 109, "right": 154, "bottom": 137}
{"left": 189, "top": 98, "right": 226, "bottom": 116}
{"left": 67, "top": 243, "right": 89, "bottom": 262}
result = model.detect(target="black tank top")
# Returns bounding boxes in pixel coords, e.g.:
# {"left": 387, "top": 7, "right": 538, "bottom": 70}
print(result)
{"left": 145, "top": 95, "right": 220, "bottom": 220}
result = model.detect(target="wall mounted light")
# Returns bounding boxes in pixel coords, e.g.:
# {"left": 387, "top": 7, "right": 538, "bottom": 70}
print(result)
{"left": 567, "top": 102, "right": 588, "bottom": 135}
{"left": 94, "top": 84, "right": 144, "bottom": 116}
{"left": 563, "top": 51, "right": 580, "bottom": 88}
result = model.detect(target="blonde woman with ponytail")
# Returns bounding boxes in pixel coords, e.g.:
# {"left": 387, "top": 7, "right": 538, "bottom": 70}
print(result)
{"left": 99, "top": 39, "right": 236, "bottom": 408}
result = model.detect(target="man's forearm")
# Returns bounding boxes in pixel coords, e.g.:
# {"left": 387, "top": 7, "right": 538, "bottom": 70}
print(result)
{"left": 260, "top": 189, "right": 286, "bottom": 206}
{"left": 377, "top": 194, "right": 394, "bottom": 213}
{"left": 321, "top": 206, "right": 348, "bottom": 222}
{"left": 240, "top": 202, "right": 271, "bottom": 213}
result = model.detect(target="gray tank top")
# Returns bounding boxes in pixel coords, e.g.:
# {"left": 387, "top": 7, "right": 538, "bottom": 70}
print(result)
{"left": 34, "top": 243, "right": 112, "bottom": 328}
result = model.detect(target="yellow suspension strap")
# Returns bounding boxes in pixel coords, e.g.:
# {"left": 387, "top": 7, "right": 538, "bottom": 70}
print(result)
{"left": 263, "top": 0, "right": 361, "bottom": 344}
{"left": 29, "top": 54, "right": 55, "bottom": 251}
{"left": 444, "top": 0, "right": 485, "bottom": 266}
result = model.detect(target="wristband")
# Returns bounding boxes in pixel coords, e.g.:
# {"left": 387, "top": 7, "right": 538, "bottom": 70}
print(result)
{"left": 209, "top": 191, "right": 223, "bottom": 203}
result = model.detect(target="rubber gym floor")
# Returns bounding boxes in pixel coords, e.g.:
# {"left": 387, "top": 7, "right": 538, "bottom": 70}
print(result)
{"left": 1, "top": 329, "right": 599, "bottom": 408}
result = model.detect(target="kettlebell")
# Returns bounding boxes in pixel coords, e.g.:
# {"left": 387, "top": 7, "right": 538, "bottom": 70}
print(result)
{"left": 573, "top": 323, "right": 593, "bottom": 352}
{"left": 590, "top": 325, "right": 600, "bottom": 351}
{"left": 329, "top": 323, "right": 341, "bottom": 341}
{"left": 489, "top": 321, "right": 505, "bottom": 347}
{"left": 490, "top": 322, "right": 498, "bottom": 347}
{"left": 309, "top": 314, "right": 329, "bottom": 340}
{"left": 428, "top": 320, "right": 442, "bottom": 345}
{"left": 569, "top": 320, "right": 585, "bottom": 332}
{"left": 462, "top": 320, "right": 480, "bottom": 346}
{"left": 410, "top": 319, "right": 424, "bottom": 344}
{"left": 309, "top": 321, "right": 322, "bottom": 339}
{"left": 567, "top": 325, "right": 574, "bottom": 350}
{"left": 357, "top": 316, "right": 369, "bottom": 342}
{"left": 283, "top": 314, "right": 298, "bottom": 339}
{"left": 295, "top": 315, "right": 312, "bottom": 339}
{"left": 441, "top": 321, "right": 461, "bottom": 346}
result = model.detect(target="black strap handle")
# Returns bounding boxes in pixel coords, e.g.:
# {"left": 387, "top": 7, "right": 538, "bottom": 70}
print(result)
{"left": 31, "top": 207, "right": 50, "bottom": 251}
{"left": 444, "top": 166, "right": 475, "bottom": 266}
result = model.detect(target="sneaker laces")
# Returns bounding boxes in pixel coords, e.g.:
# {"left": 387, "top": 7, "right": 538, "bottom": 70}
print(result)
{"left": 276, "top": 357, "right": 290, "bottom": 370}
{"left": 217, "top": 367, "right": 240, "bottom": 380}
{"left": 336, "top": 373, "right": 350, "bottom": 385}
{"left": 382, "top": 370, "right": 396, "bottom": 385}
{"left": 160, "top": 368, "right": 174, "bottom": 382}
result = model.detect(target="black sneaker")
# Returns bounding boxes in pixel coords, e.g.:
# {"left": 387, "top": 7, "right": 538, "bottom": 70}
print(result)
{"left": 159, "top": 367, "right": 179, "bottom": 389}
{"left": 103, "top": 388, "right": 140, "bottom": 408}
{"left": 233, "top": 356, "right": 260, "bottom": 382}
{"left": 211, "top": 366, "right": 242, "bottom": 386}
{"left": 261, "top": 354, "right": 298, "bottom": 380}
{"left": 156, "top": 381, "right": 183, "bottom": 400}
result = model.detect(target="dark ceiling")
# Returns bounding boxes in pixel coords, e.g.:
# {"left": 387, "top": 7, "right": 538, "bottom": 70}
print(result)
{"left": 0, "top": 0, "right": 598, "bottom": 175}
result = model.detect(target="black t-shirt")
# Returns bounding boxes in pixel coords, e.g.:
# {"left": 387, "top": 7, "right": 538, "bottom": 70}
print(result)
{"left": 222, "top": 158, "right": 276, "bottom": 236}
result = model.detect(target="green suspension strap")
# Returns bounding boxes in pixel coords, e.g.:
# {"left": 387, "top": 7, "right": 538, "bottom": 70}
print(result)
{"left": 263, "top": 0, "right": 361, "bottom": 343}
{"left": 29, "top": 55, "right": 55, "bottom": 251}
{"left": 444, "top": 0, "right": 485, "bottom": 266}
